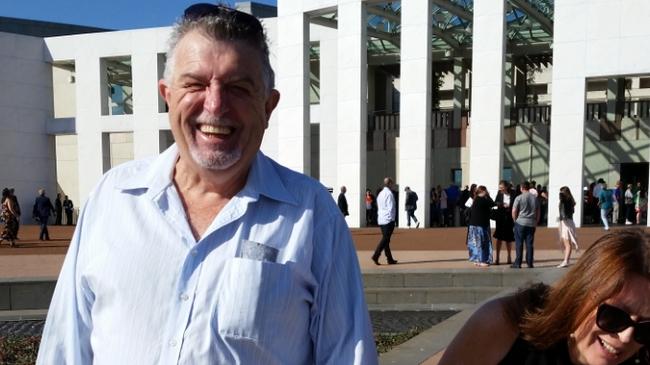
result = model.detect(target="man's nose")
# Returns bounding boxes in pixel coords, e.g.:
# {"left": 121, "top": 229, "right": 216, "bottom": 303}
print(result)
{"left": 203, "top": 83, "right": 228, "bottom": 115}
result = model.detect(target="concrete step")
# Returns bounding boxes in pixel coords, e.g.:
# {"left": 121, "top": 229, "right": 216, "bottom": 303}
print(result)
{"left": 365, "top": 286, "right": 504, "bottom": 307}
{"left": 0, "top": 278, "right": 56, "bottom": 312}
{"left": 363, "top": 268, "right": 545, "bottom": 289}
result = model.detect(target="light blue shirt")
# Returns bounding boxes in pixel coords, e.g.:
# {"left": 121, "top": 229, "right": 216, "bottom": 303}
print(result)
{"left": 37, "top": 145, "right": 377, "bottom": 365}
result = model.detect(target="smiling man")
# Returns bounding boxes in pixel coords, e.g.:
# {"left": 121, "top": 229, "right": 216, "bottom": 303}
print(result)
{"left": 37, "top": 4, "right": 377, "bottom": 364}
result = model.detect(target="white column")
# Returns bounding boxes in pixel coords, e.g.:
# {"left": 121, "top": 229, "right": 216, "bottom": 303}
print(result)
{"left": 277, "top": 1, "right": 310, "bottom": 174}
{"left": 337, "top": 0, "right": 367, "bottom": 227}
{"left": 398, "top": 0, "right": 432, "bottom": 228}
{"left": 76, "top": 56, "right": 105, "bottom": 205}
{"left": 319, "top": 28, "right": 338, "bottom": 190}
{"left": 452, "top": 57, "right": 466, "bottom": 129}
{"left": 131, "top": 52, "right": 160, "bottom": 159}
{"left": 469, "top": 0, "right": 506, "bottom": 195}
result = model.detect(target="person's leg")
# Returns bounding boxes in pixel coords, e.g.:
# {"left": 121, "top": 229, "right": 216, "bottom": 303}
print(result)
{"left": 525, "top": 226, "right": 535, "bottom": 268}
{"left": 612, "top": 203, "right": 619, "bottom": 224}
{"left": 495, "top": 240, "right": 502, "bottom": 265}
{"left": 384, "top": 222, "right": 397, "bottom": 263}
{"left": 505, "top": 241, "right": 513, "bottom": 264}
{"left": 372, "top": 224, "right": 389, "bottom": 263}
{"left": 600, "top": 208, "right": 609, "bottom": 230}
{"left": 512, "top": 224, "right": 523, "bottom": 268}
{"left": 406, "top": 211, "right": 412, "bottom": 227}
{"left": 39, "top": 220, "right": 46, "bottom": 240}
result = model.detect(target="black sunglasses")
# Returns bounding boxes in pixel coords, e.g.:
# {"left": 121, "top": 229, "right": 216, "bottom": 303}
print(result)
{"left": 596, "top": 303, "right": 650, "bottom": 345}
{"left": 183, "top": 3, "right": 264, "bottom": 35}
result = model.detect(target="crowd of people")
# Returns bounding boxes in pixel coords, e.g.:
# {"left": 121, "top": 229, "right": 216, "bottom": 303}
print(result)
{"left": 0, "top": 188, "right": 75, "bottom": 247}
{"left": 585, "top": 179, "right": 648, "bottom": 228}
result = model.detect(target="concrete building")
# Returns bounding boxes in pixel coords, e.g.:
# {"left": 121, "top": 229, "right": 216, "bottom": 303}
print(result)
{"left": 1, "top": 1, "right": 649, "bottom": 228}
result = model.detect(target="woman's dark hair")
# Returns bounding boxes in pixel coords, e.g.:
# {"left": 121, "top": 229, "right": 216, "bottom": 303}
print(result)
{"left": 558, "top": 186, "right": 575, "bottom": 206}
{"left": 505, "top": 229, "right": 650, "bottom": 362}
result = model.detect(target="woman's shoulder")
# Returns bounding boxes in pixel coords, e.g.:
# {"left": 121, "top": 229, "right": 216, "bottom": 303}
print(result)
{"left": 439, "top": 297, "right": 521, "bottom": 364}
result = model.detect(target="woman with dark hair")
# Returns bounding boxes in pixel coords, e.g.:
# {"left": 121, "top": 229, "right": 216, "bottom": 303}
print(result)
{"left": 466, "top": 185, "right": 495, "bottom": 267}
{"left": 493, "top": 181, "right": 515, "bottom": 265}
{"left": 0, "top": 188, "right": 18, "bottom": 247}
{"left": 441, "top": 229, "right": 650, "bottom": 364}
{"left": 557, "top": 186, "right": 579, "bottom": 268}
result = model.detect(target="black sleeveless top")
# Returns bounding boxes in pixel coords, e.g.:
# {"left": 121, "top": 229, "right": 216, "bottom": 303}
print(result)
{"left": 499, "top": 337, "right": 572, "bottom": 364}
{"left": 500, "top": 333, "right": 644, "bottom": 364}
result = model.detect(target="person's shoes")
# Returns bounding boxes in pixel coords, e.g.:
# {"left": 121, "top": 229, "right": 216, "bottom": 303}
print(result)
{"left": 604, "top": 227, "right": 610, "bottom": 231}
{"left": 372, "top": 257, "right": 380, "bottom": 266}
{"left": 478, "top": 262, "right": 490, "bottom": 267}
{"left": 557, "top": 262, "right": 568, "bottom": 268}
{"left": 527, "top": 264, "right": 535, "bottom": 268}
{"left": 510, "top": 264, "right": 521, "bottom": 269}
{"left": 9, "top": 240, "right": 15, "bottom": 248}
{"left": 494, "top": 260, "right": 500, "bottom": 266}
{"left": 416, "top": 222, "right": 420, "bottom": 228}
{"left": 387, "top": 260, "right": 398, "bottom": 265}
{"left": 625, "top": 220, "right": 632, "bottom": 225}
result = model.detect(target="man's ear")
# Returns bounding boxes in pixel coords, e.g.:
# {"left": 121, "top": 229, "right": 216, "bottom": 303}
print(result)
{"left": 264, "top": 89, "right": 280, "bottom": 128}
{"left": 158, "top": 79, "right": 170, "bottom": 105}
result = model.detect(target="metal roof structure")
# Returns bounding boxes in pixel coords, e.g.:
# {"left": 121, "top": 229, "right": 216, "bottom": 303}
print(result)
{"left": 309, "top": 0, "right": 554, "bottom": 66}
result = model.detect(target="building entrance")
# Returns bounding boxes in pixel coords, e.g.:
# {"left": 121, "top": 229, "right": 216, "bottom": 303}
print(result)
{"left": 620, "top": 162, "right": 649, "bottom": 189}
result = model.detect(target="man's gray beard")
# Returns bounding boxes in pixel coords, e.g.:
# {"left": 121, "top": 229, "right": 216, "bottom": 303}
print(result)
{"left": 189, "top": 145, "right": 242, "bottom": 171}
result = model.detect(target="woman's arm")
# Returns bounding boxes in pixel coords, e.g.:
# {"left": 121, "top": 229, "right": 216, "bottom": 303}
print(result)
{"left": 438, "top": 297, "right": 520, "bottom": 365}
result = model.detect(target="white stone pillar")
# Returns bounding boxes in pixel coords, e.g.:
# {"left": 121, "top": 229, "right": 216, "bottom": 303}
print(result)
{"left": 131, "top": 52, "right": 160, "bottom": 159}
{"left": 337, "top": 0, "right": 367, "bottom": 227}
{"left": 452, "top": 58, "right": 466, "bottom": 129}
{"left": 318, "top": 28, "right": 338, "bottom": 190}
{"left": 398, "top": 0, "right": 432, "bottom": 228}
{"left": 277, "top": 1, "right": 310, "bottom": 174}
{"left": 469, "top": 0, "right": 506, "bottom": 195}
{"left": 76, "top": 56, "right": 106, "bottom": 205}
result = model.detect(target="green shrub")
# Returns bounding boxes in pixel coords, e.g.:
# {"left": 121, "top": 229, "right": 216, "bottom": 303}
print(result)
{"left": 0, "top": 336, "right": 40, "bottom": 365}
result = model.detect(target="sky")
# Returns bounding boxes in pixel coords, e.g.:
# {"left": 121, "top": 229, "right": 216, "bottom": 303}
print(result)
{"left": 2, "top": 0, "right": 278, "bottom": 30}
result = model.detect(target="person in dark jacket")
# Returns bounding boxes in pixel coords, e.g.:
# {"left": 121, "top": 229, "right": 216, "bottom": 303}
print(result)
{"left": 493, "top": 181, "right": 515, "bottom": 265}
{"left": 404, "top": 186, "right": 420, "bottom": 228}
{"left": 466, "top": 185, "right": 495, "bottom": 267}
{"left": 54, "top": 193, "right": 63, "bottom": 225}
{"left": 33, "top": 188, "right": 55, "bottom": 240}
{"left": 63, "top": 196, "right": 74, "bottom": 225}
{"left": 337, "top": 186, "right": 349, "bottom": 217}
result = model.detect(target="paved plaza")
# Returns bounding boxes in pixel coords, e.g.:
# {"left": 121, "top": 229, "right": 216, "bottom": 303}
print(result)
{"left": 1, "top": 224, "right": 646, "bottom": 364}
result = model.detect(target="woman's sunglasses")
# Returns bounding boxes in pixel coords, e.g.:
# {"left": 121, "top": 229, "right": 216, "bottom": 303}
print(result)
{"left": 596, "top": 303, "right": 650, "bottom": 345}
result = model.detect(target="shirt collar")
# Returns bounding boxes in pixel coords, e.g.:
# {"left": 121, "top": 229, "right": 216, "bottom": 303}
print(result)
{"left": 115, "top": 144, "right": 297, "bottom": 206}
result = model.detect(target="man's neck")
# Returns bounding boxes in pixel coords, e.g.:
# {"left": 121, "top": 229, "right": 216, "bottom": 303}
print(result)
{"left": 172, "top": 156, "right": 250, "bottom": 240}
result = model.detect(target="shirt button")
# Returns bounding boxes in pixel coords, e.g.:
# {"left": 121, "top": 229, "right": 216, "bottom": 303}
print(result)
{"left": 180, "top": 294, "right": 189, "bottom": 301}
{"left": 169, "top": 339, "right": 177, "bottom": 347}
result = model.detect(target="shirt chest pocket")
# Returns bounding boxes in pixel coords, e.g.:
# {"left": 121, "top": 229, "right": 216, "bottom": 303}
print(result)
{"left": 215, "top": 257, "right": 306, "bottom": 341}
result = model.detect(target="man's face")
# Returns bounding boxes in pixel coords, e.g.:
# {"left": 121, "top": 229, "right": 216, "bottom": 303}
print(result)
{"left": 159, "top": 30, "right": 279, "bottom": 175}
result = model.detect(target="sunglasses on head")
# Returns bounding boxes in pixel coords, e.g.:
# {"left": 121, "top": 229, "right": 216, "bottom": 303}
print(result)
{"left": 183, "top": 3, "right": 264, "bottom": 35}
{"left": 596, "top": 303, "right": 650, "bottom": 346}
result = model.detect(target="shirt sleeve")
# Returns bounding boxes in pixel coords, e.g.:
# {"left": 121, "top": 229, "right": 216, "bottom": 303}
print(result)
{"left": 37, "top": 201, "right": 94, "bottom": 364}
{"left": 310, "top": 209, "right": 378, "bottom": 364}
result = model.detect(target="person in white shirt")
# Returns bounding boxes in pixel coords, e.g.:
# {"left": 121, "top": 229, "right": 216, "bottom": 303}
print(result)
{"left": 36, "top": 4, "right": 377, "bottom": 364}
{"left": 372, "top": 177, "right": 398, "bottom": 265}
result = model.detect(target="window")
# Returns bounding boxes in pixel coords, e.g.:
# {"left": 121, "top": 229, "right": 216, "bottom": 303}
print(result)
{"left": 452, "top": 169, "right": 462, "bottom": 187}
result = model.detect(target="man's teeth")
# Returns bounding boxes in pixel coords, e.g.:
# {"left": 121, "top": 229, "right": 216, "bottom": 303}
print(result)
{"left": 599, "top": 338, "right": 620, "bottom": 355}
{"left": 199, "top": 125, "right": 232, "bottom": 135}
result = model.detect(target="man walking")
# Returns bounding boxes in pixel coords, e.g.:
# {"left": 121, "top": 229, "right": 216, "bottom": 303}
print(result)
{"left": 404, "top": 186, "right": 419, "bottom": 228}
{"left": 372, "top": 177, "right": 398, "bottom": 265}
{"left": 337, "top": 186, "right": 349, "bottom": 217}
{"left": 33, "top": 188, "right": 54, "bottom": 241}
{"left": 511, "top": 181, "right": 540, "bottom": 268}
{"left": 598, "top": 182, "right": 613, "bottom": 230}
